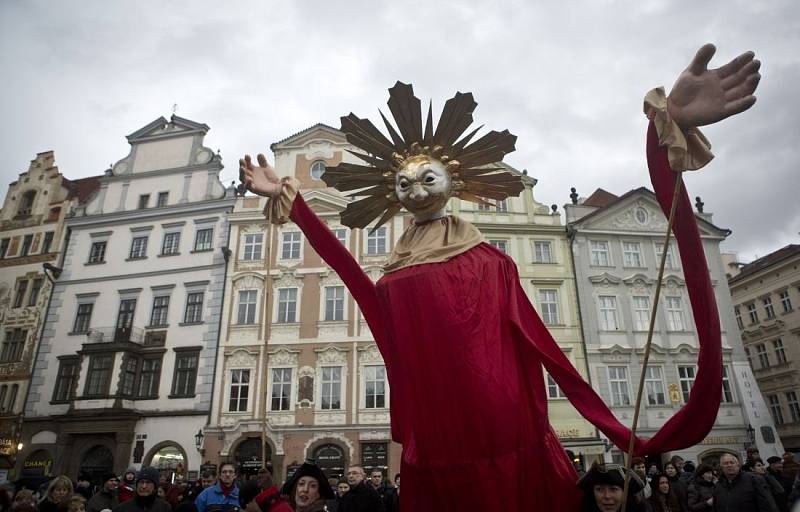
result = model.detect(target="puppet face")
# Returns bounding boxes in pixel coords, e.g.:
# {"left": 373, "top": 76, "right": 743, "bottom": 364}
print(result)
{"left": 395, "top": 156, "right": 452, "bottom": 219}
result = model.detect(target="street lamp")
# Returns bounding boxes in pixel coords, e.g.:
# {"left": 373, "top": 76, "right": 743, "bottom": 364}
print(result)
{"left": 195, "top": 430, "right": 204, "bottom": 451}
{"left": 746, "top": 424, "right": 756, "bottom": 448}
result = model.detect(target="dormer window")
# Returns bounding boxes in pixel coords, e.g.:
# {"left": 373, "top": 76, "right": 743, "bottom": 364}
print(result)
{"left": 17, "top": 190, "right": 36, "bottom": 216}
{"left": 310, "top": 160, "right": 326, "bottom": 181}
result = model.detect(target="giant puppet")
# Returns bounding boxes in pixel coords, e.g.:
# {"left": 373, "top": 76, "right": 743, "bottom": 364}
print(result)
{"left": 240, "top": 44, "right": 761, "bottom": 510}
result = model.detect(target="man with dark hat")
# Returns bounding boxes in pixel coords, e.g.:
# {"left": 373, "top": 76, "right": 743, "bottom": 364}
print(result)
{"left": 113, "top": 467, "right": 171, "bottom": 512}
{"left": 280, "top": 461, "right": 335, "bottom": 512}
{"left": 577, "top": 462, "right": 646, "bottom": 512}
{"left": 88, "top": 473, "right": 119, "bottom": 512}
{"left": 75, "top": 473, "right": 94, "bottom": 500}
{"left": 238, "top": 480, "right": 291, "bottom": 512}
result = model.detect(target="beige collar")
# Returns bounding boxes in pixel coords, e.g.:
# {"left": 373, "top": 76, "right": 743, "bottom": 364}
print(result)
{"left": 384, "top": 216, "right": 483, "bottom": 273}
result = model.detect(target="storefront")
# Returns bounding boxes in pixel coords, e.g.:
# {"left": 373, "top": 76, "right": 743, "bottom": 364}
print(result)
{"left": 310, "top": 443, "right": 347, "bottom": 480}
{"left": 234, "top": 437, "right": 272, "bottom": 479}
{"left": 145, "top": 443, "right": 188, "bottom": 483}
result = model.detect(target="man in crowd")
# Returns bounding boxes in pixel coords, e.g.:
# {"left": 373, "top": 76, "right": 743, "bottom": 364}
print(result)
{"left": 632, "top": 457, "right": 651, "bottom": 499}
{"left": 714, "top": 453, "right": 777, "bottom": 512}
{"left": 368, "top": 470, "right": 389, "bottom": 504}
{"left": 75, "top": 473, "right": 94, "bottom": 500}
{"left": 113, "top": 467, "right": 171, "bottom": 512}
{"left": 383, "top": 475, "right": 399, "bottom": 512}
{"left": 766, "top": 456, "right": 792, "bottom": 511}
{"left": 119, "top": 469, "right": 137, "bottom": 504}
{"left": 195, "top": 463, "right": 240, "bottom": 512}
{"left": 88, "top": 473, "right": 119, "bottom": 512}
{"left": 338, "top": 466, "right": 384, "bottom": 512}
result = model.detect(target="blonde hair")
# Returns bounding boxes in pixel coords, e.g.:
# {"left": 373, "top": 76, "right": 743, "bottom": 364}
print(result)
{"left": 45, "top": 476, "right": 73, "bottom": 503}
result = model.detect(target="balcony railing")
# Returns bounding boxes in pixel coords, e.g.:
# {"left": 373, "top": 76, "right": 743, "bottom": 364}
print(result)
{"left": 86, "top": 326, "right": 145, "bottom": 344}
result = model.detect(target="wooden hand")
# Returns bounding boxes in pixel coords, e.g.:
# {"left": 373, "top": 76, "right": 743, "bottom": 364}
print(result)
{"left": 239, "top": 154, "right": 283, "bottom": 198}
{"left": 667, "top": 44, "right": 761, "bottom": 129}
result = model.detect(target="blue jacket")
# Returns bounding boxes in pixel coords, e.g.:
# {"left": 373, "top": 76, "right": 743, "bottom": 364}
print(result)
{"left": 195, "top": 483, "right": 240, "bottom": 512}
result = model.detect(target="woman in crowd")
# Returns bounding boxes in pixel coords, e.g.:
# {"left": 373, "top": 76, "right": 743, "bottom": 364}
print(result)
{"left": 664, "top": 462, "right": 688, "bottom": 511}
{"left": 751, "top": 458, "right": 786, "bottom": 508}
{"left": 39, "top": 477, "right": 74, "bottom": 512}
{"left": 648, "top": 475, "right": 685, "bottom": 512}
{"left": 687, "top": 464, "right": 715, "bottom": 512}
{"left": 279, "top": 462, "right": 334, "bottom": 512}
{"left": 577, "top": 463, "right": 646, "bottom": 512}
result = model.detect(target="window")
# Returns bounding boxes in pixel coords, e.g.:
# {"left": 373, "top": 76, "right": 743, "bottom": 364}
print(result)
{"left": 489, "top": 240, "right": 508, "bottom": 253}
{"left": 85, "top": 355, "right": 113, "bottom": 396}
{"left": 4, "top": 384, "right": 19, "bottom": 412}
{"left": 495, "top": 199, "right": 508, "bottom": 212}
{"left": 41, "top": 231, "right": 54, "bottom": 254}
{"left": 634, "top": 207, "right": 648, "bottom": 224}
{"left": 365, "top": 365, "right": 386, "bottom": 408}
{"left": 655, "top": 243, "right": 677, "bottom": 269}
{"left": 745, "top": 347, "right": 753, "bottom": 369}
{"left": 608, "top": 366, "right": 631, "bottom": 406}
{"left": 590, "top": 241, "right": 611, "bottom": 266}
{"left": 138, "top": 194, "right": 150, "bottom": 209}
{"left": 52, "top": 358, "right": 80, "bottom": 402}
{"left": 129, "top": 236, "right": 148, "bottom": 259}
{"left": 89, "top": 241, "right": 107, "bottom": 263}
{"left": 0, "top": 329, "right": 26, "bottom": 362}
{"left": 27, "top": 278, "right": 43, "bottom": 306}
{"left": 764, "top": 297, "right": 776, "bottom": 320}
{"left": 324, "top": 286, "right": 345, "bottom": 321}
{"left": 722, "top": 366, "right": 734, "bottom": 403}
{"left": 119, "top": 356, "right": 138, "bottom": 397}
{"left": 665, "top": 296, "right": 685, "bottom": 331}
{"left": 0, "top": 239, "right": 9, "bottom": 258}
{"left": 546, "top": 373, "right": 565, "bottom": 399}
{"left": 20, "top": 235, "right": 33, "bottom": 256}
{"left": 333, "top": 229, "right": 347, "bottom": 246}
{"left": 228, "top": 369, "right": 250, "bottom": 412}
{"left": 310, "top": 160, "right": 326, "bottom": 180}
{"left": 157, "top": 192, "right": 169, "bottom": 207}
{"left": 137, "top": 357, "right": 162, "bottom": 398}
{"left": 150, "top": 296, "right": 170, "bottom": 327}
{"left": 756, "top": 343, "right": 770, "bottom": 369}
{"left": 115, "top": 299, "right": 137, "bottom": 339}
{"left": 598, "top": 296, "right": 619, "bottom": 330}
{"left": 534, "top": 241, "right": 552, "bottom": 263}
{"left": 478, "top": 202, "right": 492, "bottom": 211}
{"left": 161, "top": 232, "right": 181, "bottom": 255}
{"left": 366, "top": 227, "right": 387, "bottom": 255}
{"left": 644, "top": 366, "right": 666, "bottom": 405}
{"left": 13, "top": 280, "right": 27, "bottom": 308}
{"left": 734, "top": 306, "right": 744, "bottom": 329}
{"left": 780, "top": 290, "right": 793, "bottom": 313}
{"left": 73, "top": 303, "right": 94, "bottom": 333}
{"left": 632, "top": 296, "right": 651, "bottom": 331}
{"left": 321, "top": 367, "right": 342, "bottom": 410}
{"left": 243, "top": 234, "right": 263, "bottom": 260}
{"left": 172, "top": 352, "right": 199, "bottom": 397}
{"left": 747, "top": 303, "right": 759, "bottom": 324}
{"left": 539, "top": 290, "right": 560, "bottom": 325}
{"left": 238, "top": 290, "right": 258, "bottom": 324}
{"left": 787, "top": 392, "right": 800, "bottom": 423}
{"left": 194, "top": 228, "right": 213, "bottom": 252}
{"left": 773, "top": 339, "right": 787, "bottom": 365}
{"left": 281, "top": 232, "right": 301, "bottom": 259}
{"left": 18, "top": 190, "right": 35, "bottom": 216}
{"left": 183, "top": 292, "right": 204, "bottom": 323}
{"left": 271, "top": 368, "right": 292, "bottom": 411}
{"left": 277, "top": 288, "right": 297, "bottom": 323}
{"left": 677, "top": 365, "right": 696, "bottom": 403}
{"left": 622, "top": 242, "right": 643, "bottom": 267}
{"left": 769, "top": 395, "right": 785, "bottom": 425}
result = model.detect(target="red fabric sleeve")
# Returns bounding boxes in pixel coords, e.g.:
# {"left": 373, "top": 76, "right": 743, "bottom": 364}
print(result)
{"left": 288, "top": 194, "right": 387, "bottom": 351}
{"left": 512, "top": 118, "right": 722, "bottom": 455}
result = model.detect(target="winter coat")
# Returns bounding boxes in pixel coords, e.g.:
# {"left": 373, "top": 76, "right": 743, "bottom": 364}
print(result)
{"left": 688, "top": 479, "right": 714, "bottom": 512}
{"left": 762, "top": 472, "right": 785, "bottom": 511}
{"left": 113, "top": 495, "right": 172, "bottom": 512}
{"left": 383, "top": 488, "right": 399, "bottom": 512}
{"left": 119, "top": 483, "right": 136, "bottom": 504}
{"left": 668, "top": 475, "right": 689, "bottom": 512}
{"left": 337, "top": 482, "right": 384, "bottom": 512}
{"left": 88, "top": 489, "right": 120, "bottom": 512}
{"left": 712, "top": 472, "right": 778, "bottom": 512}
{"left": 194, "top": 483, "right": 240, "bottom": 512}
{"left": 39, "top": 498, "right": 66, "bottom": 512}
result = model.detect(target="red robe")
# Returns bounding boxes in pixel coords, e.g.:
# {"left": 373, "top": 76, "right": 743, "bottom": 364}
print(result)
{"left": 286, "top": 120, "right": 722, "bottom": 510}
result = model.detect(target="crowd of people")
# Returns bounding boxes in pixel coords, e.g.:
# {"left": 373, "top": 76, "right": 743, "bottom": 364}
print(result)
{"left": 0, "top": 462, "right": 398, "bottom": 512}
{"left": 581, "top": 450, "right": 800, "bottom": 512}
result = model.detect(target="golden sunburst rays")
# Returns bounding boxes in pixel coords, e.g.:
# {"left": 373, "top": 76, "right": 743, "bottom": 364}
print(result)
{"left": 322, "top": 81, "right": 523, "bottom": 230}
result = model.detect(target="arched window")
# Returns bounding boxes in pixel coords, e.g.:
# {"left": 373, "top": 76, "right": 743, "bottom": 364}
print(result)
{"left": 311, "top": 443, "right": 346, "bottom": 479}
{"left": 18, "top": 191, "right": 36, "bottom": 216}
{"left": 310, "top": 161, "right": 326, "bottom": 181}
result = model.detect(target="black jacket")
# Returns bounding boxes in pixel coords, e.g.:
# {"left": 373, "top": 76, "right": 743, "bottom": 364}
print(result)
{"left": 338, "top": 482, "right": 385, "bottom": 512}
{"left": 688, "top": 479, "right": 714, "bottom": 512}
{"left": 383, "top": 488, "right": 399, "bottom": 512}
{"left": 88, "top": 489, "right": 120, "bottom": 512}
{"left": 713, "top": 472, "right": 778, "bottom": 512}
{"left": 113, "top": 495, "right": 173, "bottom": 512}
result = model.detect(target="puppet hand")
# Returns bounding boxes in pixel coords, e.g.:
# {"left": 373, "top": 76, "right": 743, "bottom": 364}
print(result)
{"left": 239, "top": 153, "right": 283, "bottom": 198}
{"left": 667, "top": 44, "right": 760, "bottom": 129}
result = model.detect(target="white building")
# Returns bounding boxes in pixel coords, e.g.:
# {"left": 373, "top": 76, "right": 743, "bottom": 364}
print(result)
{"left": 19, "top": 116, "right": 235, "bottom": 482}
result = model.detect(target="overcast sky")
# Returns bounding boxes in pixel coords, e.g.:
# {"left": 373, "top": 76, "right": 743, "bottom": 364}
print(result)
{"left": 1, "top": 0, "right": 797, "bottom": 262}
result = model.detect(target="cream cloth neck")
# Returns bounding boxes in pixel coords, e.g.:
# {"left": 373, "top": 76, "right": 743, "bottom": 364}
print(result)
{"left": 384, "top": 215, "right": 483, "bottom": 273}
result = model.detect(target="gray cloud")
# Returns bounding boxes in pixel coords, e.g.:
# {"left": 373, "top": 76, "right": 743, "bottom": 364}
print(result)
{"left": 1, "top": 0, "right": 797, "bottom": 262}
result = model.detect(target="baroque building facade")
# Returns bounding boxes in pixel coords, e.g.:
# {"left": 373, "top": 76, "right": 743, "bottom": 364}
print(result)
{"left": 566, "top": 188, "right": 782, "bottom": 465}
{"left": 0, "top": 151, "right": 98, "bottom": 480}
{"left": 18, "top": 116, "right": 235, "bottom": 482}
{"left": 203, "top": 124, "right": 601, "bottom": 482}
{"left": 728, "top": 244, "right": 800, "bottom": 453}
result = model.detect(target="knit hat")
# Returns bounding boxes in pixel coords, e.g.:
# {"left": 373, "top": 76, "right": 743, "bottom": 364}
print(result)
{"left": 102, "top": 472, "right": 119, "bottom": 484}
{"left": 577, "top": 463, "right": 644, "bottom": 494}
{"left": 279, "top": 462, "right": 335, "bottom": 500}
{"left": 136, "top": 466, "right": 160, "bottom": 484}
